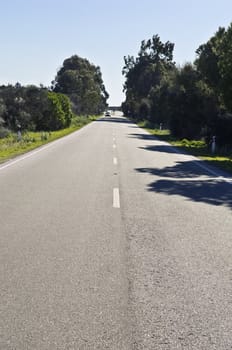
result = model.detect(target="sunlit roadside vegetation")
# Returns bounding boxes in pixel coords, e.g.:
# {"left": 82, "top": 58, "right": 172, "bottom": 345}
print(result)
{"left": 122, "top": 24, "right": 232, "bottom": 164}
{"left": 0, "top": 115, "right": 97, "bottom": 163}
{"left": 0, "top": 53, "right": 108, "bottom": 164}
{"left": 138, "top": 121, "right": 232, "bottom": 174}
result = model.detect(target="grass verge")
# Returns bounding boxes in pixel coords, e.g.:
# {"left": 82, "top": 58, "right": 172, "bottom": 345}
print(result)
{"left": 0, "top": 115, "right": 98, "bottom": 164}
{"left": 138, "top": 121, "right": 232, "bottom": 174}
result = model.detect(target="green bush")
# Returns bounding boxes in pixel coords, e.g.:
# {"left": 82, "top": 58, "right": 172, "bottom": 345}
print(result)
{"left": 0, "top": 127, "right": 10, "bottom": 138}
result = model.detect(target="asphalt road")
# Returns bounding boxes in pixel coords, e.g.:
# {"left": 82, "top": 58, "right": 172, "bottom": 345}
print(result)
{"left": 1, "top": 114, "right": 232, "bottom": 349}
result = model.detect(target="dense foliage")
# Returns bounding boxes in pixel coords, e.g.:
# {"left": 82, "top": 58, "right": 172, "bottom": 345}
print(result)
{"left": 122, "top": 25, "right": 232, "bottom": 146}
{"left": 0, "top": 84, "right": 72, "bottom": 132}
{"left": 52, "top": 55, "right": 109, "bottom": 115}
{"left": 0, "top": 55, "right": 108, "bottom": 135}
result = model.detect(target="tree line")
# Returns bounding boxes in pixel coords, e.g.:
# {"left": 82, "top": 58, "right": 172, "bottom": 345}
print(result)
{"left": 0, "top": 55, "right": 108, "bottom": 136}
{"left": 122, "top": 23, "right": 232, "bottom": 147}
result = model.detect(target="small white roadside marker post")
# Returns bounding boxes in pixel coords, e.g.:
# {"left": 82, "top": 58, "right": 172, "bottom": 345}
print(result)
{"left": 211, "top": 136, "right": 216, "bottom": 154}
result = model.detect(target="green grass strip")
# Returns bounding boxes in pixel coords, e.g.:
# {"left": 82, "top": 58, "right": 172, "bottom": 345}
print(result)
{"left": 138, "top": 121, "right": 232, "bottom": 174}
{"left": 0, "top": 115, "right": 98, "bottom": 164}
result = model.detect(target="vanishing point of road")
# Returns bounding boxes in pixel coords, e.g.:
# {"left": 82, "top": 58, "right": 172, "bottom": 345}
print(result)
{"left": 1, "top": 113, "right": 232, "bottom": 349}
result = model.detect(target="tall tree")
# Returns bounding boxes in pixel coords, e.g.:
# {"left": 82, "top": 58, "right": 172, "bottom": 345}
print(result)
{"left": 195, "top": 27, "right": 225, "bottom": 94}
{"left": 52, "top": 55, "right": 109, "bottom": 115}
{"left": 195, "top": 24, "right": 232, "bottom": 145}
{"left": 122, "top": 34, "right": 175, "bottom": 122}
{"left": 168, "top": 63, "right": 216, "bottom": 139}
{"left": 218, "top": 23, "right": 232, "bottom": 112}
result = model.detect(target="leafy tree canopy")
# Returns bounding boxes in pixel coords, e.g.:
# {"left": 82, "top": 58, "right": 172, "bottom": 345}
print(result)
{"left": 53, "top": 55, "right": 109, "bottom": 115}
{"left": 0, "top": 84, "right": 73, "bottom": 132}
{"left": 218, "top": 23, "right": 232, "bottom": 112}
{"left": 122, "top": 34, "right": 175, "bottom": 120}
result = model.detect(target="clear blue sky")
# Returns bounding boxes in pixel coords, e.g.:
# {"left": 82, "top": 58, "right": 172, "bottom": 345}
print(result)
{"left": 0, "top": 0, "right": 232, "bottom": 105}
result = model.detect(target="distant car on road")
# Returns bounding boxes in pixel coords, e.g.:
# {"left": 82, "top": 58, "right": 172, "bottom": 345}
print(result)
{"left": 105, "top": 111, "right": 111, "bottom": 117}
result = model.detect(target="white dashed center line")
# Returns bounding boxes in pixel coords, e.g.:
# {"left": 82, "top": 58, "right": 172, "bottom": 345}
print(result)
{"left": 113, "top": 188, "right": 120, "bottom": 208}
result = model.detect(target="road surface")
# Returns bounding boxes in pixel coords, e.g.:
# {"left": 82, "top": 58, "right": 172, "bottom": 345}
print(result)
{"left": 1, "top": 114, "right": 232, "bottom": 349}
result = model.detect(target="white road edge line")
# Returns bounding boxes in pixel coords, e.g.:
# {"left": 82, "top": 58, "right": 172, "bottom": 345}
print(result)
{"left": 152, "top": 138, "right": 232, "bottom": 184}
{"left": 0, "top": 126, "right": 91, "bottom": 172}
{"left": 113, "top": 188, "right": 120, "bottom": 208}
{"left": 0, "top": 142, "right": 55, "bottom": 171}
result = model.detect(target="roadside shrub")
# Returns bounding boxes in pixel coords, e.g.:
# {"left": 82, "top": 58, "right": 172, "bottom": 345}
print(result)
{"left": 0, "top": 127, "right": 10, "bottom": 138}
{"left": 213, "top": 113, "right": 232, "bottom": 147}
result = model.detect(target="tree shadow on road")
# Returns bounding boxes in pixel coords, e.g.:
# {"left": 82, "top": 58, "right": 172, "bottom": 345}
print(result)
{"left": 136, "top": 161, "right": 232, "bottom": 209}
{"left": 129, "top": 133, "right": 188, "bottom": 155}
{"left": 129, "top": 132, "right": 157, "bottom": 141}
{"left": 97, "top": 117, "right": 133, "bottom": 124}
{"left": 140, "top": 144, "right": 184, "bottom": 154}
